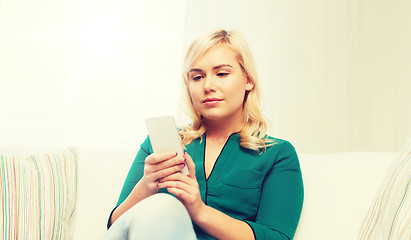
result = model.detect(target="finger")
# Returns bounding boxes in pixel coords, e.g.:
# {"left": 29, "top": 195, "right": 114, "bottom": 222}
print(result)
{"left": 158, "top": 179, "right": 190, "bottom": 191}
{"left": 166, "top": 187, "right": 190, "bottom": 201}
{"left": 158, "top": 172, "right": 181, "bottom": 183}
{"left": 159, "top": 173, "right": 198, "bottom": 194}
{"left": 154, "top": 155, "right": 185, "bottom": 172}
{"left": 184, "top": 152, "right": 196, "bottom": 178}
{"left": 145, "top": 152, "right": 178, "bottom": 165}
{"left": 151, "top": 163, "right": 186, "bottom": 181}
{"left": 160, "top": 171, "right": 192, "bottom": 183}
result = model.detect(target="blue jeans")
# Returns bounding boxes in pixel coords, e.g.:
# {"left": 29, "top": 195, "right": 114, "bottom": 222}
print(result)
{"left": 103, "top": 193, "right": 197, "bottom": 240}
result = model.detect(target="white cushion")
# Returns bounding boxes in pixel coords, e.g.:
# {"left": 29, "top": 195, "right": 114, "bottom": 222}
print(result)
{"left": 75, "top": 148, "right": 137, "bottom": 240}
{"left": 294, "top": 152, "right": 396, "bottom": 240}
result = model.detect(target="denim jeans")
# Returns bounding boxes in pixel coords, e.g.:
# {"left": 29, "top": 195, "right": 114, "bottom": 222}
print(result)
{"left": 103, "top": 193, "right": 197, "bottom": 240}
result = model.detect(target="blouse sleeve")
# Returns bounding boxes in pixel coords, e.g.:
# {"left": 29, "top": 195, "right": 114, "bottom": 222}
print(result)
{"left": 107, "top": 136, "right": 152, "bottom": 228}
{"left": 245, "top": 141, "right": 304, "bottom": 240}
{"left": 116, "top": 136, "right": 152, "bottom": 206}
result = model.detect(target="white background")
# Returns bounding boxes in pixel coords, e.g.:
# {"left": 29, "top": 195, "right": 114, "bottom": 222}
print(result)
{"left": 1, "top": 0, "right": 410, "bottom": 153}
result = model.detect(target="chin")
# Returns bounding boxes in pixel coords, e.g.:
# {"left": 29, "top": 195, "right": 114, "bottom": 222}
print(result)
{"left": 202, "top": 112, "right": 235, "bottom": 122}
{"left": 200, "top": 112, "right": 224, "bottom": 121}
{"left": 200, "top": 108, "right": 243, "bottom": 122}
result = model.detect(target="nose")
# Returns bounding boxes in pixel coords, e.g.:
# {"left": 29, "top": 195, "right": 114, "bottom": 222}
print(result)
{"left": 203, "top": 75, "right": 216, "bottom": 93}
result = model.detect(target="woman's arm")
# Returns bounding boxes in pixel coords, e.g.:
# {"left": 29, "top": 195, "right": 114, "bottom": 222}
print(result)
{"left": 109, "top": 177, "right": 155, "bottom": 225}
{"left": 246, "top": 141, "right": 304, "bottom": 239}
{"left": 194, "top": 205, "right": 255, "bottom": 240}
{"left": 108, "top": 149, "right": 187, "bottom": 226}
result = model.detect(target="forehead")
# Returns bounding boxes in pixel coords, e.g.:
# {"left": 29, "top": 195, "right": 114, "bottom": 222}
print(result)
{"left": 192, "top": 45, "right": 239, "bottom": 69}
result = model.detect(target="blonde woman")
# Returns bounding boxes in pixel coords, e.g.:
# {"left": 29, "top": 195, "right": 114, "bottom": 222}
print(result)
{"left": 104, "top": 29, "right": 304, "bottom": 240}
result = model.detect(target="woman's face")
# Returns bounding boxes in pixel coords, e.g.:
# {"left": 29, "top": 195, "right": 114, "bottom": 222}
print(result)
{"left": 187, "top": 45, "right": 254, "bottom": 123}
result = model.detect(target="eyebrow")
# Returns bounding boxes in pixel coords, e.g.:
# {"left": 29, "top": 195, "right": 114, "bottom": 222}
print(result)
{"left": 188, "top": 68, "right": 203, "bottom": 74}
{"left": 188, "top": 64, "right": 233, "bottom": 74}
{"left": 213, "top": 64, "right": 233, "bottom": 70}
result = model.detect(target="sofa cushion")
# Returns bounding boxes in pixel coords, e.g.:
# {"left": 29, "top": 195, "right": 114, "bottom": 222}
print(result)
{"left": 294, "top": 151, "right": 396, "bottom": 239}
{"left": 0, "top": 147, "right": 78, "bottom": 240}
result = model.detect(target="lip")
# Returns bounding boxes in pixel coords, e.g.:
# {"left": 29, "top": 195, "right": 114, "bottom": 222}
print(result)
{"left": 202, "top": 97, "right": 223, "bottom": 106}
{"left": 202, "top": 97, "right": 222, "bottom": 103}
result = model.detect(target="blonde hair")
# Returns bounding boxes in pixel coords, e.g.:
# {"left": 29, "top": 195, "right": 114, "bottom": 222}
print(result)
{"left": 180, "top": 29, "right": 274, "bottom": 151}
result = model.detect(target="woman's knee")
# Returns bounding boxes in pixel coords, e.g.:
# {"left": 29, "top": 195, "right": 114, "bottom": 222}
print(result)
{"left": 139, "top": 193, "right": 189, "bottom": 221}
{"left": 126, "top": 193, "right": 196, "bottom": 239}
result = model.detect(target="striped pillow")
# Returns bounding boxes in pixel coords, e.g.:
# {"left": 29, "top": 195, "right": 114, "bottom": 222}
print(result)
{"left": 0, "top": 147, "right": 78, "bottom": 240}
{"left": 359, "top": 135, "right": 411, "bottom": 240}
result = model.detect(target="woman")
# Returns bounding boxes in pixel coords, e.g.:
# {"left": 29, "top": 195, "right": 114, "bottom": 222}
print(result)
{"left": 105, "top": 29, "right": 304, "bottom": 240}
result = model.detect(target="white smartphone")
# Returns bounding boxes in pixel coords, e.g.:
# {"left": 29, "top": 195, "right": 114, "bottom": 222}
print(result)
{"left": 145, "top": 116, "right": 189, "bottom": 175}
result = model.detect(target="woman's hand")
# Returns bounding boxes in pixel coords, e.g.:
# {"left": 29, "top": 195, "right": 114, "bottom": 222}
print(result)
{"left": 142, "top": 152, "right": 187, "bottom": 194}
{"left": 110, "top": 152, "right": 186, "bottom": 226}
{"left": 157, "top": 152, "right": 206, "bottom": 221}
{"left": 155, "top": 152, "right": 255, "bottom": 240}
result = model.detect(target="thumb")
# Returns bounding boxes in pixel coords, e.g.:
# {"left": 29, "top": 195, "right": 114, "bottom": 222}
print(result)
{"left": 184, "top": 151, "right": 196, "bottom": 178}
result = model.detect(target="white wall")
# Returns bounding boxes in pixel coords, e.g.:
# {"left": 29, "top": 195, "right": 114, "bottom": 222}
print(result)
{"left": 0, "top": 0, "right": 187, "bottom": 149}
{"left": 1, "top": 0, "right": 410, "bottom": 153}
{"left": 184, "top": 0, "right": 411, "bottom": 153}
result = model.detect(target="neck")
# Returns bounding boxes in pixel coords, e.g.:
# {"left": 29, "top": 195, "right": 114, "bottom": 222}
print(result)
{"left": 204, "top": 115, "right": 243, "bottom": 141}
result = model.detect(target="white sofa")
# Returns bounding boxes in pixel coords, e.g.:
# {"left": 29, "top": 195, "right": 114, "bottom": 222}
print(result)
{"left": 75, "top": 149, "right": 396, "bottom": 240}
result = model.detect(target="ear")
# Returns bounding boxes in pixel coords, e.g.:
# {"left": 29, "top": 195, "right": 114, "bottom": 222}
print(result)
{"left": 245, "top": 75, "right": 254, "bottom": 91}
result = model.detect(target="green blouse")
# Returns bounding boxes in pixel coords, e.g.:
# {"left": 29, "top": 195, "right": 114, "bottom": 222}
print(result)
{"left": 115, "top": 133, "right": 304, "bottom": 240}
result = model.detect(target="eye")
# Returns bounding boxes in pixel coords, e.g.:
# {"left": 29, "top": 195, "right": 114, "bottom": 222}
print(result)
{"left": 191, "top": 75, "right": 203, "bottom": 81}
{"left": 217, "top": 72, "right": 229, "bottom": 77}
